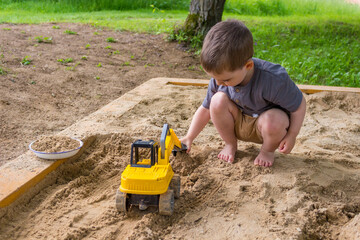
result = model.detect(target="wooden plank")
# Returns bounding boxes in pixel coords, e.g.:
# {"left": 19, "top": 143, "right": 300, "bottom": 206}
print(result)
{"left": 167, "top": 79, "right": 209, "bottom": 87}
{"left": 297, "top": 84, "right": 360, "bottom": 94}
{"left": 167, "top": 79, "right": 360, "bottom": 94}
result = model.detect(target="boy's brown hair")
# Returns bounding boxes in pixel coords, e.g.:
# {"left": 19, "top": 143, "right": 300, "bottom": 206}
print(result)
{"left": 200, "top": 19, "right": 254, "bottom": 74}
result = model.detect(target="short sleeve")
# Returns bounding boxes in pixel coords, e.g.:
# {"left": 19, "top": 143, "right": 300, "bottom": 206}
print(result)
{"left": 264, "top": 71, "right": 303, "bottom": 113}
{"left": 202, "top": 78, "right": 219, "bottom": 109}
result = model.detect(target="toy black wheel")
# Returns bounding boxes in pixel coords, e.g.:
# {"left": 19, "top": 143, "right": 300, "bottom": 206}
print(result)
{"left": 170, "top": 174, "right": 181, "bottom": 199}
{"left": 116, "top": 189, "right": 128, "bottom": 213}
{"left": 159, "top": 189, "right": 174, "bottom": 216}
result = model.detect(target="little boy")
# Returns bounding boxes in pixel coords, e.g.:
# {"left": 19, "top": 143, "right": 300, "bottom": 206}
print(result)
{"left": 180, "top": 19, "right": 306, "bottom": 167}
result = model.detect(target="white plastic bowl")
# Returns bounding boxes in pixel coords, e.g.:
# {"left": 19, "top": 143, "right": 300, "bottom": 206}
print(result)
{"left": 29, "top": 137, "right": 83, "bottom": 160}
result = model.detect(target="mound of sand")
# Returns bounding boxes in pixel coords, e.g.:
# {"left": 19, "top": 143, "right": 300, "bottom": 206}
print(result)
{"left": 0, "top": 84, "right": 359, "bottom": 239}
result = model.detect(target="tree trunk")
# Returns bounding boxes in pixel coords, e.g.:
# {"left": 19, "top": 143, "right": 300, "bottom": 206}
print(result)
{"left": 184, "top": 0, "right": 226, "bottom": 37}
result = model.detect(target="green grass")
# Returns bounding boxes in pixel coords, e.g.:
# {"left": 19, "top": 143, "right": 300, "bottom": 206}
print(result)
{"left": 0, "top": 10, "right": 185, "bottom": 33}
{"left": 235, "top": 16, "right": 360, "bottom": 87}
{"left": 1, "top": 0, "right": 357, "bottom": 15}
{"left": 0, "top": 0, "right": 190, "bottom": 12}
{"left": 64, "top": 29, "right": 77, "bottom": 34}
{"left": 20, "top": 56, "right": 32, "bottom": 65}
{"left": 0, "top": 66, "right": 6, "bottom": 75}
{"left": 225, "top": 0, "right": 360, "bottom": 16}
{"left": 57, "top": 58, "right": 73, "bottom": 64}
{"left": 0, "top": 0, "right": 359, "bottom": 87}
{"left": 34, "top": 36, "right": 53, "bottom": 43}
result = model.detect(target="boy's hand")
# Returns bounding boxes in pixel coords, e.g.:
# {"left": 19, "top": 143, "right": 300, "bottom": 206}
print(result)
{"left": 279, "top": 96, "right": 306, "bottom": 154}
{"left": 180, "top": 136, "right": 193, "bottom": 153}
{"left": 179, "top": 105, "right": 211, "bottom": 154}
{"left": 278, "top": 134, "right": 296, "bottom": 154}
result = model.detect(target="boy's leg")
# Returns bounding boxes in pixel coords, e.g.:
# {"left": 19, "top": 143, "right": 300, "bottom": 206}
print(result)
{"left": 209, "top": 92, "right": 239, "bottom": 163}
{"left": 255, "top": 109, "right": 289, "bottom": 167}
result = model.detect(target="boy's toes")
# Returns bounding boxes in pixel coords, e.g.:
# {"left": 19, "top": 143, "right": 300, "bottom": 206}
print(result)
{"left": 264, "top": 161, "right": 271, "bottom": 167}
{"left": 257, "top": 159, "right": 271, "bottom": 167}
{"left": 218, "top": 153, "right": 233, "bottom": 163}
{"left": 254, "top": 151, "right": 275, "bottom": 167}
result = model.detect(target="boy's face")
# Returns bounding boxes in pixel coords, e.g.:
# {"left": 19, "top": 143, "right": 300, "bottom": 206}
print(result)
{"left": 206, "top": 60, "right": 254, "bottom": 87}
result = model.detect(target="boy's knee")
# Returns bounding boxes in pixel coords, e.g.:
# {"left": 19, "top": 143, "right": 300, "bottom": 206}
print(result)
{"left": 259, "top": 109, "right": 289, "bottom": 135}
{"left": 209, "top": 92, "right": 229, "bottom": 112}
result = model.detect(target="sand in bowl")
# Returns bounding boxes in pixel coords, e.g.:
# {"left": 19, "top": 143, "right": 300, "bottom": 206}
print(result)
{"left": 30, "top": 136, "right": 83, "bottom": 159}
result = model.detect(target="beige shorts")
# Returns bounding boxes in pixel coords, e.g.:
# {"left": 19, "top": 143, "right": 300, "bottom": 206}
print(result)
{"left": 234, "top": 110, "right": 263, "bottom": 144}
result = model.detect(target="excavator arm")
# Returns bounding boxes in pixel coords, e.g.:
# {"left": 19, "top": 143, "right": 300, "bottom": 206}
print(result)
{"left": 158, "top": 124, "right": 186, "bottom": 165}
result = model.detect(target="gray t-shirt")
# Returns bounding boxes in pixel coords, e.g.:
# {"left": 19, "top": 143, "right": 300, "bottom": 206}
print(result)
{"left": 202, "top": 58, "right": 303, "bottom": 117}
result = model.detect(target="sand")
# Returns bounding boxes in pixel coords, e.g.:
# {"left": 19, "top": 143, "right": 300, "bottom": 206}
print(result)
{"left": 30, "top": 135, "right": 81, "bottom": 153}
{"left": 0, "top": 83, "right": 359, "bottom": 239}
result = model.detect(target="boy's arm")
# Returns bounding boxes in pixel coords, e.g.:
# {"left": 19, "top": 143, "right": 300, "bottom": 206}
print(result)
{"left": 278, "top": 96, "right": 306, "bottom": 154}
{"left": 180, "top": 105, "right": 210, "bottom": 153}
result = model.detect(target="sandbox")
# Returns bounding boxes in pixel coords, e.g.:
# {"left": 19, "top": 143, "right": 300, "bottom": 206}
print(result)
{"left": 0, "top": 78, "right": 359, "bottom": 239}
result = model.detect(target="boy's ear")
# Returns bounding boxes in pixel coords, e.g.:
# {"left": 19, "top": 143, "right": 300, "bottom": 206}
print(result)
{"left": 245, "top": 59, "right": 254, "bottom": 70}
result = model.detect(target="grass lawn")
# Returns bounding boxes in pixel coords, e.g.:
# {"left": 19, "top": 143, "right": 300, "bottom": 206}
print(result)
{"left": 0, "top": 0, "right": 359, "bottom": 87}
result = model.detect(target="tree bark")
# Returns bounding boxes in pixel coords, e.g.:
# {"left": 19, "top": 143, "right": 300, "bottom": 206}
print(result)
{"left": 184, "top": 0, "right": 226, "bottom": 37}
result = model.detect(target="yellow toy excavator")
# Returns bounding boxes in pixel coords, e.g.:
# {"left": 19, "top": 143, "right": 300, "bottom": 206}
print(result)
{"left": 116, "top": 124, "right": 186, "bottom": 215}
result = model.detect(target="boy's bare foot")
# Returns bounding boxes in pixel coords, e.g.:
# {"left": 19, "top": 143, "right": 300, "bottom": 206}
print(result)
{"left": 218, "top": 144, "right": 237, "bottom": 163}
{"left": 254, "top": 150, "right": 275, "bottom": 167}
